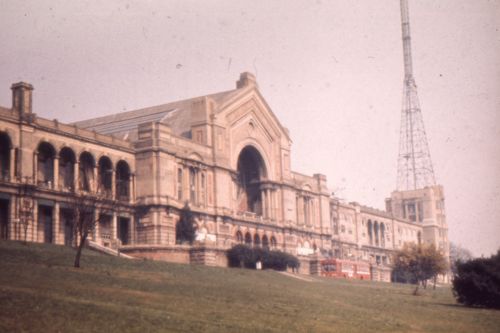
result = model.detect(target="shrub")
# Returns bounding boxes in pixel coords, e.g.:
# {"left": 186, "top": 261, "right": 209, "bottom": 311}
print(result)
{"left": 452, "top": 250, "right": 500, "bottom": 309}
{"left": 227, "top": 245, "right": 300, "bottom": 271}
{"left": 175, "top": 204, "right": 197, "bottom": 245}
{"left": 227, "top": 244, "right": 256, "bottom": 268}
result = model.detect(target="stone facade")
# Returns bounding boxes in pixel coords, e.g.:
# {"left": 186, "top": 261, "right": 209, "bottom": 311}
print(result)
{"left": 0, "top": 73, "right": 449, "bottom": 282}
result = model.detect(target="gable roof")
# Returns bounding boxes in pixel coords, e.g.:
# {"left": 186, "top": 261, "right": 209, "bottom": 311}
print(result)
{"left": 72, "top": 89, "right": 240, "bottom": 141}
{"left": 72, "top": 73, "right": 291, "bottom": 143}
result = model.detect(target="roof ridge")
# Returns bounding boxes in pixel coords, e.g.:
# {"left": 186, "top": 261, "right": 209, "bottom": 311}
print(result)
{"left": 72, "top": 88, "right": 239, "bottom": 126}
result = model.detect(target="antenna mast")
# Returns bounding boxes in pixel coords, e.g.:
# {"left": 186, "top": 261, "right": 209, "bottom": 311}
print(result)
{"left": 396, "top": 0, "right": 436, "bottom": 190}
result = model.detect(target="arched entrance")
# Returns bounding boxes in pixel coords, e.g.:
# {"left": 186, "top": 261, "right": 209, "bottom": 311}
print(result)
{"left": 236, "top": 146, "right": 267, "bottom": 216}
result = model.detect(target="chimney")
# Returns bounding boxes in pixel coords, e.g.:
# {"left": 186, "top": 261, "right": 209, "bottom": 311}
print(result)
{"left": 11, "top": 82, "right": 34, "bottom": 116}
{"left": 236, "top": 72, "right": 257, "bottom": 89}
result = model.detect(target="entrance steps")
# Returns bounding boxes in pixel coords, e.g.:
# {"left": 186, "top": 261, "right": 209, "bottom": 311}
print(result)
{"left": 87, "top": 240, "right": 135, "bottom": 259}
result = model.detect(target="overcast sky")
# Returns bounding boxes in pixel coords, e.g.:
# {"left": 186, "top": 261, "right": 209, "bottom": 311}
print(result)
{"left": 1, "top": 0, "right": 499, "bottom": 256}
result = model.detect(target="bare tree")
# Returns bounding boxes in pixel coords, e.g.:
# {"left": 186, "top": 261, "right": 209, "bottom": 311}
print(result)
{"left": 18, "top": 179, "right": 35, "bottom": 245}
{"left": 69, "top": 189, "right": 119, "bottom": 268}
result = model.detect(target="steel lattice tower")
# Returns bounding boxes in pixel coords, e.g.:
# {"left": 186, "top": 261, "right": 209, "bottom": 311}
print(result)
{"left": 396, "top": 0, "right": 436, "bottom": 191}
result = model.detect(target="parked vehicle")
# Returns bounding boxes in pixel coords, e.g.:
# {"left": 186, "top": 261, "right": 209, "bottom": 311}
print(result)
{"left": 320, "top": 259, "right": 371, "bottom": 280}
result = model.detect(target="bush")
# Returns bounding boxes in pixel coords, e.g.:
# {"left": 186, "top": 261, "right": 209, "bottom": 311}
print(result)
{"left": 175, "top": 204, "right": 197, "bottom": 245}
{"left": 227, "top": 245, "right": 300, "bottom": 271}
{"left": 452, "top": 250, "right": 500, "bottom": 309}
{"left": 227, "top": 244, "right": 256, "bottom": 269}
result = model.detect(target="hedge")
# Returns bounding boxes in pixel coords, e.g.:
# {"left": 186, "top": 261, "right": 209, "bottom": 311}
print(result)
{"left": 227, "top": 244, "right": 300, "bottom": 271}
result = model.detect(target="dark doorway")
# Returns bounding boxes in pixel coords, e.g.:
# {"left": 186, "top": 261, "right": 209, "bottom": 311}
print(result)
{"left": 61, "top": 209, "right": 74, "bottom": 246}
{"left": 38, "top": 205, "right": 53, "bottom": 243}
{"left": 0, "top": 199, "right": 9, "bottom": 240}
{"left": 118, "top": 217, "right": 129, "bottom": 245}
{"left": 0, "top": 133, "right": 11, "bottom": 181}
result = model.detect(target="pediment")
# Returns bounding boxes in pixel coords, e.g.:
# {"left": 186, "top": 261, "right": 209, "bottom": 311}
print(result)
{"left": 216, "top": 88, "right": 291, "bottom": 144}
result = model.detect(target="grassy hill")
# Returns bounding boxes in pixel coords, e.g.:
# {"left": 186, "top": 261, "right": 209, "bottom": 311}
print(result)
{"left": 0, "top": 241, "right": 499, "bottom": 333}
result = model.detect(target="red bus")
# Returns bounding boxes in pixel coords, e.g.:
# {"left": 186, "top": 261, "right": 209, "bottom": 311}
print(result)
{"left": 320, "top": 259, "right": 371, "bottom": 280}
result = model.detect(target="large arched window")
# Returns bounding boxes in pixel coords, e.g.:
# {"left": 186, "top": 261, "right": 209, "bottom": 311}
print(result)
{"left": 254, "top": 234, "right": 261, "bottom": 247}
{"left": 374, "top": 222, "right": 380, "bottom": 247}
{"left": 367, "top": 220, "right": 373, "bottom": 245}
{"left": 380, "top": 223, "right": 386, "bottom": 248}
{"left": 98, "top": 156, "right": 113, "bottom": 196}
{"left": 116, "top": 160, "right": 131, "bottom": 201}
{"left": 244, "top": 232, "right": 252, "bottom": 245}
{"left": 235, "top": 230, "right": 243, "bottom": 243}
{"left": 270, "top": 236, "right": 277, "bottom": 249}
{"left": 262, "top": 235, "right": 269, "bottom": 249}
{"left": 37, "top": 142, "right": 56, "bottom": 188}
{"left": 59, "top": 147, "right": 76, "bottom": 191}
{"left": 236, "top": 146, "right": 267, "bottom": 215}
{"left": 79, "top": 152, "right": 95, "bottom": 192}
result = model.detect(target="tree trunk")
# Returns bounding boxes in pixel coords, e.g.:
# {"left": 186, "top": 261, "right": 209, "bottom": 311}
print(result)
{"left": 74, "top": 232, "right": 88, "bottom": 268}
{"left": 413, "top": 282, "right": 420, "bottom": 296}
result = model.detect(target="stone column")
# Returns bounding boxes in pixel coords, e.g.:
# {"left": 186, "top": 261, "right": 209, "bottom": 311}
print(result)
{"left": 111, "top": 169, "right": 116, "bottom": 199}
{"left": 302, "top": 197, "right": 307, "bottom": 225}
{"left": 273, "top": 190, "right": 279, "bottom": 222}
{"left": 261, "top": 189, "right": 266, "bottom": 218}
{"left": 267, "top": 189, "right": 272, "bottom": 220}
{"left": 272, "top": 190, "right": 277, "bottom": 220}
{"left": 129, "top": 173, "right": 135, "bottom": 204}
{"left": 112, "top": 212, "right": 117, "bottom": 241}
{"left": 296, "top": 196, "right": 302, "bottom": 225}
{"left": 9, "top": 148, "right": 15, "bottom": 181}
{"left": 73, "top": 161, "right": 79, "bottom": 191}
{"left": 130, "top": 215, "right": 135, "bottom": 244}
{"left": 266, "top": 189, "right": 272, "bottom": 220}
{"left": 32, "top": 200, "right": 38, "bottom": 242}
{"left": 93, "top": 166, "right": 98, "bottom": 192}
{"left": 269, "top": 189, "right": 275, "bottom": 220}
{"left": 53, "top": 157, "right": 59, "bottom": 190}
{"left": 8, "top": 196, "right": 17, "bottom": 240}
{"left": 33, "top": 152, "right": 38, "bottom": 184}
{"left": 53, "top": 202, "right": 60, "bottom": 244}
{"left": 197, "top": 170, "right": 202, "bottom": 206}
{"left": 93, "top": 209, "right": 100, "bottom": 242}
{"left": 183, "top": 167, "right": 189, "bottom": 203}
{"left": 309, "top": 198, "right": 316, "bottom": 227}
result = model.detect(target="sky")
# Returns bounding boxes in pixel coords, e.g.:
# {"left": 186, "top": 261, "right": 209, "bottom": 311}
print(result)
{"left": 0, "top": 0, "right": 499, "bottom": 257}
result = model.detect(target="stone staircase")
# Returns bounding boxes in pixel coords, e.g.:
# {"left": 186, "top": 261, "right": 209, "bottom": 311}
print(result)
{"left": 87, "top": 240, "right": 135, "bottom": 259}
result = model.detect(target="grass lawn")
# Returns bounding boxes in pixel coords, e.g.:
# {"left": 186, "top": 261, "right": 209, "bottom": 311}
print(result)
{"left": 0, "top": 240, "right": 499, "bottom": 332}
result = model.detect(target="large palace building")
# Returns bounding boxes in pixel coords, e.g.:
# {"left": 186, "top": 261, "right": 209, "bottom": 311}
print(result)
{"left": 0, "top": 73, "right": 449, "bottom": 281}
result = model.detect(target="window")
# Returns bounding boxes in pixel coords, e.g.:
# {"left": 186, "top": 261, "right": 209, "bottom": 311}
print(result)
{"left": 177, "top": 168, "right": 183, "bottom": 200}
{"left": 235, "top": 231, "right": 243, "bottom": 243}
{"left": 189, "top": 168, "right": 196, "bottom": 203}
{"left": 270, "top": 236, "right": 277, "bottom": 248}
{"left": 303, "top": 197, "right": 309, "bottom": 225}
{"left": 200, "top": 173, "right": 206, "bottom": 204}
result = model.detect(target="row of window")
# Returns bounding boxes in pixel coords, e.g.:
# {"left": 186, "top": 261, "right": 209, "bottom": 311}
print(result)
{"left": 235, "top": 230, "right": 277, "bottom": 248}
{"left": 0, "top": 133, "right": 131, "bottom": 200}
